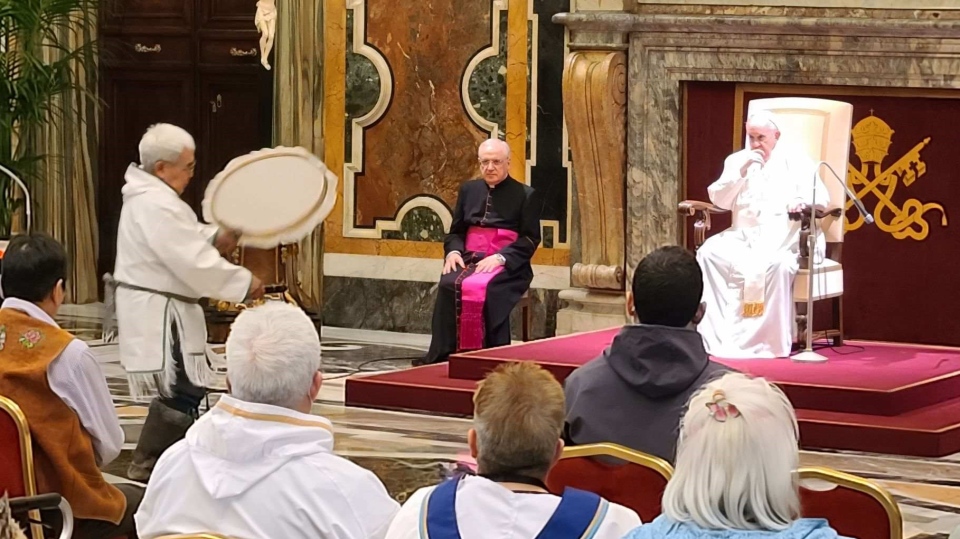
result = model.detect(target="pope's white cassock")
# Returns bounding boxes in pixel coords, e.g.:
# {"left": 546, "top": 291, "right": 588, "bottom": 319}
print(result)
{"left": 114, "top": 164, "right": 253, "bottom": 396}
{"left": 134, "top": 395, "right": 400, "bottom": 539}
{"left": 696, "top": 146, "right": 828, "bottom": 359}
{"left": 384, "top": 475, "right": 641, "bottom": 539}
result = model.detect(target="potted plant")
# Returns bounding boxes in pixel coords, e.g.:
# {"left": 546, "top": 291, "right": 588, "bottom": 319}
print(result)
{"left": 0, "top": 0, "right": 98, "bottom": 239}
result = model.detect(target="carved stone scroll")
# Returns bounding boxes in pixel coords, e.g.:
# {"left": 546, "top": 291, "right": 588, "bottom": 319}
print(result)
{"left": 562, "top": 51, "right": 627, "bottom": 291}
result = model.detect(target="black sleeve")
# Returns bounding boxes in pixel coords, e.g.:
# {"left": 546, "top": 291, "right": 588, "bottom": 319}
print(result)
{"left": 444, "top": 183, "right": 468, "bottom": 256}
{"left": 497, "top": 187, "right": 542, "bottom": 269}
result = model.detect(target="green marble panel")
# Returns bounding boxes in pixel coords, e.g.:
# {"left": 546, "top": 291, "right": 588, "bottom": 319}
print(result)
{"left": 381, "top": 206, "right": 447, "bottom": 242}
{"left": 346, "top": 9, "right": 382, "bottom": 158}
{"left": 467, "top": 10, "right": 508, "bottom": 135}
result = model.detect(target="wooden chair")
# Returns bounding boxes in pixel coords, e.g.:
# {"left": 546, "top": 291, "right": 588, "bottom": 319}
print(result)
{"left": 799, "top": 466, "right": 902, "bottom": 539}
{"left": 545, "top": 442, "right": 674, "bottom": 522}
{"left": 0, "top": 395, "right": 73, "bottom": 539}
{"left": 517, "top": 290, "right": 533, "bottom": 342}
{"left": 680, "top": 97, "right": 853, "bottom": 350}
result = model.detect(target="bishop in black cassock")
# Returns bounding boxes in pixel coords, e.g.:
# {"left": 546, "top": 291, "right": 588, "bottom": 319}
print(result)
{"left": 418, "top": 139, "right": 542, "bottom": 365}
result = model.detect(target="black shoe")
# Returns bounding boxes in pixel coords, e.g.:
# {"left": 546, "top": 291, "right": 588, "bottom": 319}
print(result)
{"left": 411, "top": 357, "right": 428, "bottom": 367}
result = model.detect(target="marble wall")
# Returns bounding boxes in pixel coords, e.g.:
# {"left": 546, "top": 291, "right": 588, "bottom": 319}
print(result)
{"left": 322, "top": 0, "right": 577, "bottom": 336}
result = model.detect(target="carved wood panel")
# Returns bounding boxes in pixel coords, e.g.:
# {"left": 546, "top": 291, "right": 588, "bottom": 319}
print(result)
{"left": 100, "top": 0, "right": 193, "bottom": 33}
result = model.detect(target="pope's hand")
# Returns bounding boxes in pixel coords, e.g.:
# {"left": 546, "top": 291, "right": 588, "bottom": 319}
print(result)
{"left": 247, "top": 276, "right": 265, "bottom": 301}
{"left": 787, "top": 199, "right": 807, "bottom": 213}
{"left": 475, "top": 255, "right": 503, "bottom": 274}
{"left": 443, "top": 253, "right": 465, "bottom": 275}
{"left": 739, "top": 149, "right": 766, "bottom": 178}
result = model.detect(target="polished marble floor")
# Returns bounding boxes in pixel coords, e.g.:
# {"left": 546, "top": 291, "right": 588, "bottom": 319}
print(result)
{"left": 56, "top": 303, "right": 960, "bottom": 537}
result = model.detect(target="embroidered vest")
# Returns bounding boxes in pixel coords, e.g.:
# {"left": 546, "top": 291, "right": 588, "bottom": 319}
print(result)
{"left": 420, "top": 476, "right": 609, "bottom": 539}
{"left": 0, "top": 308, "right": 126, "bottom": 524}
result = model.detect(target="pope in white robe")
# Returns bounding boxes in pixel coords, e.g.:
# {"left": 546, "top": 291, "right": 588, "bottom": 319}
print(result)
{"left": 696, "top": 112, "right": 828, "bottom": 359}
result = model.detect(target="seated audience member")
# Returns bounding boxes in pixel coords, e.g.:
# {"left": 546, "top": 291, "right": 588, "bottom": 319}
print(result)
{"left": 564, "top": 246, "right": 729, "bottom": 463}
{"left": 385, "top": 362, "right": 641, "bottom": 539}
{"left": 624, "top": 372, "right": 844, "bottom": 539}
{"left": 135, "top": 302, "right": 399, "bottom": 539}
{"left": 0, "top": 233, "right": 140, "bottom": 539}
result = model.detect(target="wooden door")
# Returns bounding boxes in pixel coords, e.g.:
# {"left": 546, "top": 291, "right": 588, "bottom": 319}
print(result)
{"left": 198, "top": 0, "right": 257, "bottom": 31}
{"left": 98, "top": 69, "right": 195, "bottom": 274}
{"left": 100, "top": 0, "right": 194, "bottom": 33}
{"left": 193, "top": 71, "right": 273, "bottom": 210}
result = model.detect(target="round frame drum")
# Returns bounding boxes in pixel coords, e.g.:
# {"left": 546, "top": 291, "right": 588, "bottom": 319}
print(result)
{"left": 202, "top": 146, "right": 338, "bottom": 249}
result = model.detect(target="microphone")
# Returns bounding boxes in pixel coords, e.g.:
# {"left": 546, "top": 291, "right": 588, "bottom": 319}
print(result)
{"left": 816, "top": 161, "right": 874, "bottom": 225}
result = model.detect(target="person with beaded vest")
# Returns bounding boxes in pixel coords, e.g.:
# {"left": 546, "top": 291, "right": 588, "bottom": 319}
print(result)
{"left": 0, "top": 233, "right": 143, "bottom": 539}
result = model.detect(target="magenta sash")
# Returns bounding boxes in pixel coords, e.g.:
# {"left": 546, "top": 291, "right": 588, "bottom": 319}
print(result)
{"left": 458, "top": 226, "right": 518, "bottom": 351}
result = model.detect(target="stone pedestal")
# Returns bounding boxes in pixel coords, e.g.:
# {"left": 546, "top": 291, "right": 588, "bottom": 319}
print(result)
{"left": 556, "top": 289, "right": 627, "bottom": 335}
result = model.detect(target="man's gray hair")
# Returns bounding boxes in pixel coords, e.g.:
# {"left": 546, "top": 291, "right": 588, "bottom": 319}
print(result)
{"left": 138, "top": 123, "right": 195, "bottom": 173}
{"left": 225, "top": 302, "right": 322, "bottom": 409}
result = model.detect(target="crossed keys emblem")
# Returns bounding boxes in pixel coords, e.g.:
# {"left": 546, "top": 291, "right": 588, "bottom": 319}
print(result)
{"left": 845, "top": 114, "right": 948, "bottom": 240}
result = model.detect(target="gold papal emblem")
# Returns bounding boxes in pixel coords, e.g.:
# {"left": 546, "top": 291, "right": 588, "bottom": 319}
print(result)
{"left": 846, "top": 113, "right": 947, "bottom": 240}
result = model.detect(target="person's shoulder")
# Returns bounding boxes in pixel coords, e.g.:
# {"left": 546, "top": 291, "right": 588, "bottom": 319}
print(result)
{"left": 567, "top": 352, "right": 609, "bottom": 386}
{"left": 601, "top": 500, "right": 643, "bottom": 532}
{"left": 791, "top": 518, "right": 844, "bottom": 539}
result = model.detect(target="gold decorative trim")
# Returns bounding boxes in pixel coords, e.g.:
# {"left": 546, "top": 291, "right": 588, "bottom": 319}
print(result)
{"left": 799, "top": 466, "right": 903, "bottom": 539}
{"left": 561, "top": 442, "right": 674, "bottom": 481}
{"left": 506, "top": 0, "right": 529, "bottom": 182}
{"left": 0, "top": 395, "right": 43, "bottom": 539}
{"left": 217, "top": 401, "right": 334, "bottom": 432}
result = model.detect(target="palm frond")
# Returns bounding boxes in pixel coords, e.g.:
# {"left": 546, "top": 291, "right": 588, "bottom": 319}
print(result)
{"left": 0, "top": 0, "right": 98, "bottom": 234}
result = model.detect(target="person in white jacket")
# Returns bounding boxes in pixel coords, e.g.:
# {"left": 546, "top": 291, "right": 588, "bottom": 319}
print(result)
{"left": 135, "top": 302, "right": 399, "bottom": 539}
{"left": 114, "top": 123, "right": 264, "bottom": 480}
{"left": 385, "top": 362, "right": 640, "bottom": 539}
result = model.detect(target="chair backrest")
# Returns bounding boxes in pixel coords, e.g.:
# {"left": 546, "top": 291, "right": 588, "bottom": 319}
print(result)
{"left": 545, "top": 443, "right": 673, "bottom": 522}
{"left": 0, "top": 396, "right": 35, "bottom": 499}
{"left": 745, "top": 97, "right": 854, "bottom": 243}
{"left": 799, "top": 466, "right": 902, "bottom": 539}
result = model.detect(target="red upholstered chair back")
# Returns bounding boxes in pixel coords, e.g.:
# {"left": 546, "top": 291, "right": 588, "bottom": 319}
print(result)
{"left": 0, "top": 395, "right": 34, "bottom": 499}
{"left": 545, "top": 443, "right": 673, "bottom": 522}
{"left": 799, "top": 466, "right": 902, "bottom": 539}
{"left": 0, "top": 395, "right": 48, "bottom": 539}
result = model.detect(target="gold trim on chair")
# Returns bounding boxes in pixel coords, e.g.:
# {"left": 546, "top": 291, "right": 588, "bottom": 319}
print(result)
{"left": 799, "top": 466, "right": 903, "bottom": 539}
{"left": 0, "top": 395, "right": 43, "bottom": 539}
{"left": 561, "top": 443, "right": 674, "bottom": 481}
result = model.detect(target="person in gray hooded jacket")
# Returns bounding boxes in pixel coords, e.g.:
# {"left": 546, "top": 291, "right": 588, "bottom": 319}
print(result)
{"left": 563, "top": 245, "right": 732, "bottom": 463}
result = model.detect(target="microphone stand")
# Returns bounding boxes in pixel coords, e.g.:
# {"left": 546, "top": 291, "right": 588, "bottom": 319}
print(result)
{"left": 791, "top": 161, "right": 873, "bottom": 363}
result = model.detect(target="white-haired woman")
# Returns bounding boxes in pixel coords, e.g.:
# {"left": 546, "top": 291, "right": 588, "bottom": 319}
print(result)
{"left": 623, "top": 372, "right": 844, "bottom": 539}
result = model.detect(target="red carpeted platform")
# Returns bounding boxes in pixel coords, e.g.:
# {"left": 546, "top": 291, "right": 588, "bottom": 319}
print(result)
{"left": 345, "top": 328, "right": 960, "bottom": 457}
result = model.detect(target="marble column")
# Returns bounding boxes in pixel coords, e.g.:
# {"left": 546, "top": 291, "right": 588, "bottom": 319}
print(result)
{"left": 555, "top": 32, "right": 630, "bottom": 334}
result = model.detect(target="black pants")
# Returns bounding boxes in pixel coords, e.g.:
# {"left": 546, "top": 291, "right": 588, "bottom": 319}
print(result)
{"left": 159, "top": 323, "right": 206, "bottom": 415}
{"left": 36, "top": 483, "right": 144, "bottom": 539}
